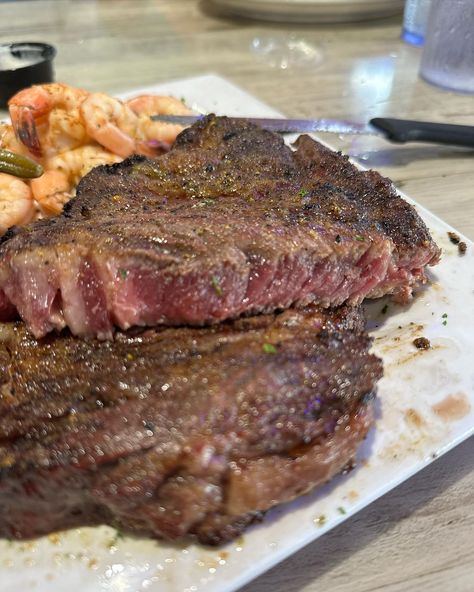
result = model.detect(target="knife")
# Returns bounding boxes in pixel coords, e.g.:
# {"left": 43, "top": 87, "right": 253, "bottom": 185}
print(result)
{"left": 150, "top": 114, "right": 474, "bottom": 149}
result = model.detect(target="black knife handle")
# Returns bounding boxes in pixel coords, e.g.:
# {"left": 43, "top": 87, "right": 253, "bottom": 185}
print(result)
{"left": 370, "top": 117, "right": 474, "bottom": 149}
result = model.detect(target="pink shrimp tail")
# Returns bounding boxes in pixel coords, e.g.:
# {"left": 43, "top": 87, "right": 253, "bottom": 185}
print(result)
{"left": 11, "top": 107, "right": 43, "bottom": 158}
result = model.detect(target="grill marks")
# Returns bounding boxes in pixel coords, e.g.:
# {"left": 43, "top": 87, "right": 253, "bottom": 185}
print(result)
{"left": 0, "top": 116, "right": 440, "bottom": 339}
{"left": 0, "top": 306, "right": 382, "bottom": 544}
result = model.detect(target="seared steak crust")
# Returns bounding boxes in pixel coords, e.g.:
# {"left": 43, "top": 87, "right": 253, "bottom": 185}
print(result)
{"left": 0, "top": 305, "right": 381, "bottom": 544}
{"left": 0, "top": 116, "right": 440, "bottom": 338}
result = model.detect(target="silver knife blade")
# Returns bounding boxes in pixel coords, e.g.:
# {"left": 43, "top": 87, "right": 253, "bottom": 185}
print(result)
{"left": 150, "top": 114, "right": 382, "bottom": 136}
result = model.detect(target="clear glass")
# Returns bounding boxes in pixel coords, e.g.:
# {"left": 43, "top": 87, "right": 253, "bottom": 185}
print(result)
{"left": 402, "top": 0, "right": 433, "bottom": 46}
{"left": 420, "top": 0, "right": 474, "bottom": 93}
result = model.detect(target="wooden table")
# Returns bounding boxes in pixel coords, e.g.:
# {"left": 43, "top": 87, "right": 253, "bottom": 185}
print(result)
{"left": 1, "top": 2, "right": 473, "bottom": 591}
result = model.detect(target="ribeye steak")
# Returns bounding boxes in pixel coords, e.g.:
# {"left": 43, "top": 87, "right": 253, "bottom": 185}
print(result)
{"left": 0, "top": 305, "right": 382, "bottom": 545}
{"left": 0, "top": 116, "right": 440, "bottom": 338}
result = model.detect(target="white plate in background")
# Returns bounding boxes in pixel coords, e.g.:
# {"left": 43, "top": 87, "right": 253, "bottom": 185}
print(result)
{"left": 207, "top": 0, "right": 405, "bottom": 23}
{"left": 0, "top": 74, "right": 473, "bottom": 592}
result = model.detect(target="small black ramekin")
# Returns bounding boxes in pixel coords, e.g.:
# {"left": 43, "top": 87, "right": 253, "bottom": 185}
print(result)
{"left": 0, "top": 42, "right": 57, "bottom": 109}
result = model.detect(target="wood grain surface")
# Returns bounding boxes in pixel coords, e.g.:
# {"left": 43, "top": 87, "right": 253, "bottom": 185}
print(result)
{"left": 1, "top": 2, "right": 473, "bottom": 591}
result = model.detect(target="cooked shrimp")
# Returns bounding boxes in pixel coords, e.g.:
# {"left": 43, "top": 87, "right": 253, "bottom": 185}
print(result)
{"left": 31, "top": 144, "right": 122, "bottom": 215}
{"left": 0, "top": 173, "right": 35, "bottom": 233}
{"left": 127, "top": 94, "right": 191, "bottom": 117}
{"left": 30, "top": 170, "right": 71, "bottom": 216}
{"left": 8, "top": 83, "right": 89, "bottom": 159}
{"left": 80, "top": 93, "right": 139, "bottom": 158}
{"left": 47, "top": 144, "right": 122, "bottom": 186}
{"left": 0, "top": 121, "right": 28, "bottom": 155}
{"left": 127, "top": 94, "right": 192, "bottom": 147}
{"left": 4, "top": 85, "right": 194, "bottom": 226}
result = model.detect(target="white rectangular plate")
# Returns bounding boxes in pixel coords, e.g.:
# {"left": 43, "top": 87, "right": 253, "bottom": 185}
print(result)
{"left": 1, "top": 74, "right": 473, "bottom": 592}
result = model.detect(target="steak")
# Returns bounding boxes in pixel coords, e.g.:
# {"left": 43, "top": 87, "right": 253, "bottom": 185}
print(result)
{"left": 0, "top": 116, "right": 440, "bottom": 339}
{"left": 0, "top": 305, "right": 382, "bottom": 545}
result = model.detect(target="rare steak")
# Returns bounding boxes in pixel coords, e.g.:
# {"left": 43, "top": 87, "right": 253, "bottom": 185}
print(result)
{"left": 0, "top": 305, "right": 382, "bottom": 545}
{"left": 0, "top": 116, "right": 440, "bottom": 338}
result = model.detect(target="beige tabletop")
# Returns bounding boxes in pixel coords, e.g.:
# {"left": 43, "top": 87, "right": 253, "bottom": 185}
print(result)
{"left": 1, "top": 2, "right": 473, "bottom": 591}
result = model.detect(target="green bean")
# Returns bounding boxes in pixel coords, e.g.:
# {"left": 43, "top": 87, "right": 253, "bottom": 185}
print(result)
{"left": 0, "top": 149, "right": 43, "bottom": 179}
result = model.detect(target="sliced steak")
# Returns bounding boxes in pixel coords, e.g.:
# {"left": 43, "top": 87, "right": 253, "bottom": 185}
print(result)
{"left": 0, "top": 116, "right": 440, "bottom": 338}
{"left": 0, "top": 305, "right": 382, "bottom": 545}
